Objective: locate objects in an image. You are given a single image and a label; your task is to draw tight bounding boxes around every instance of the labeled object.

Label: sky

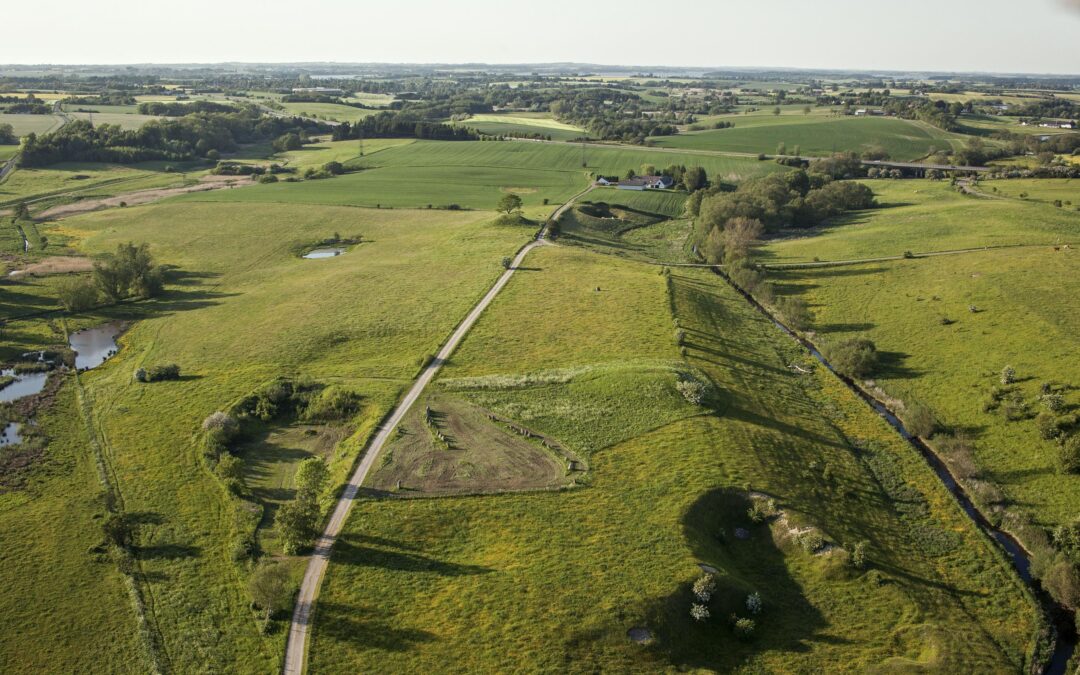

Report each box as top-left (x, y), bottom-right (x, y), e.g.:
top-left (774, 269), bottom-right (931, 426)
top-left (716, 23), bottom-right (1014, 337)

top-left (3, 0), bottom-right (1080, 75)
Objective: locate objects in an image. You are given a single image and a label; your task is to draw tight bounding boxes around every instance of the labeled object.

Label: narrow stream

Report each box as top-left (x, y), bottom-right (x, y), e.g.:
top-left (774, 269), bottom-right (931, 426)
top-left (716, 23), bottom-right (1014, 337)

top-left (715, 268), bottom-right (1075, 674)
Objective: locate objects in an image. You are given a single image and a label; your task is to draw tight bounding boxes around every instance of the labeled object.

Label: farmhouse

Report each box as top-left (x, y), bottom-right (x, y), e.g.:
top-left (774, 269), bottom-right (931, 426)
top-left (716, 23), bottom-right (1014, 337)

top-left (617, 175), bottom-right (675, 190)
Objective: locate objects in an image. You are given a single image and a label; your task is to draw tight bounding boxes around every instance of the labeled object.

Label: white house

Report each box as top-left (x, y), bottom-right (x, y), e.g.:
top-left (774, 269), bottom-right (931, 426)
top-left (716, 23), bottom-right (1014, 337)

top-left (617, 175), bottom-right (675, 191)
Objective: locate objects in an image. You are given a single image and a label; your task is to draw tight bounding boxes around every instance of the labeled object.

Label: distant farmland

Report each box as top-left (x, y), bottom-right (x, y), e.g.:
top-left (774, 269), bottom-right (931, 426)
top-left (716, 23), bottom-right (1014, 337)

top-left (652, 114), bottom-right (967, 161)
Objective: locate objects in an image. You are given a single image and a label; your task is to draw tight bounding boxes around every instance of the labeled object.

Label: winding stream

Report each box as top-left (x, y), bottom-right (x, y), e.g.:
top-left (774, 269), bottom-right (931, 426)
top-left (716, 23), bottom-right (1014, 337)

top-left (715, 268), bottom-right (1075, 674)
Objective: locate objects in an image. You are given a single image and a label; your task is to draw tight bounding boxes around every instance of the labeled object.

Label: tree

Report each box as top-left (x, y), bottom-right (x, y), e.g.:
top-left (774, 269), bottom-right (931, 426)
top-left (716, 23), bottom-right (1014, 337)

top-left (722, 217), bottom-right (765, 262)
top-left (248, 562), bottom-right (292, 622)
top-left (745, 592), bottom-right (762, 615)
top-left (802, 106), bottom-right (812, 115)
top-left (683, 166), bottom-right (707, 192)
top-left (773, 106), bottom-right (781, 116)
top-left (276, 498), bottom-right (319, 554)
top-left (216, 453), bottom-right (245, 482)
top-left (92, 242), bottom-right (163, 302)
top-left (1058, 435), bottom-right (1080, 474)
top-left (294, 457), bottom-right (328, 502)
top-left (640, 163), bottom-right (657, 176)
top-left (824, 337), bottom-right (879, 378)
top-left (775, 295), bottom-right (812, 331)
top-left (690, 604), bottom-right (710, 622)
top-left (776, 141), bottom-right (787, 156)
top-left (496, 193), bottom-right (523, 214)
top-left (55, 277), bottom-right (99, 312)
top-left (0, 122), bottom-right (16, 144)
top-left (102, 512), bottom-right (136, 548)
top-left (273, 132), bottom-right (303, 152)
top-left (501, 256), bottom-right (513, 269)
top-left (702, 225), bottom-right (725, 265)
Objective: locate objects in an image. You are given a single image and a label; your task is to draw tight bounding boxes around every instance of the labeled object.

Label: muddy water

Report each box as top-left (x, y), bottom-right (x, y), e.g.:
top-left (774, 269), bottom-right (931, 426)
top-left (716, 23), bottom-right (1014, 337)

top-left (69, 322), bottom-right (122, 370)
top-left (303, 247), bottom-right (346, 259)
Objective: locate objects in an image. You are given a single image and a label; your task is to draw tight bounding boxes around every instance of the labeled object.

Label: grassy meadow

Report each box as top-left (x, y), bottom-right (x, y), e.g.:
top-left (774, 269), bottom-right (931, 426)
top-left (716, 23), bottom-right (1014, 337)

top-left (0, 162), bottom-right (195, 210)
top-left (186, 140), bottom-right (781, 213)
top-left (653, 113), bottom-right (966, 160)
top-left (308, 242), bottom-right (1039, 673)
top-left (279, 102), bottom-right (380, 123)
top-left (0, 197), bottom-right (533, 672)
top-left (0, 112), bottom-right (64, 137)
top-left (762, 179), bottom-right (1080, 264)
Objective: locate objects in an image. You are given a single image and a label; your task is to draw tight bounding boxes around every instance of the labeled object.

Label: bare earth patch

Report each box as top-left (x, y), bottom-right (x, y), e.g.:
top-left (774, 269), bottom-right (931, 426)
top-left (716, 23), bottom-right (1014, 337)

top-left (7, 256), bottom-right (93, 277)
top-left (35, 174), bottom-right (253, 220)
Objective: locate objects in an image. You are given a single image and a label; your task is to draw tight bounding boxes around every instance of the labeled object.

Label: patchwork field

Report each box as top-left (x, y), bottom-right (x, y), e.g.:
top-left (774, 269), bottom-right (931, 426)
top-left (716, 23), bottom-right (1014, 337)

top-left (279, 102), bottom-right (380, 123)
top-left (186, 140), bottom-right (781, 212)
top-left (653, 114), bottom-right (966, 161)
top-left (308, 242), bottom-right (1039, 673)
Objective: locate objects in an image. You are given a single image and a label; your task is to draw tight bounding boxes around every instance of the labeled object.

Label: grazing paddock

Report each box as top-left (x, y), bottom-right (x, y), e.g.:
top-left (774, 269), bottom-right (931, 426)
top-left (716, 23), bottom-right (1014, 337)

top-left (652, 115), bottom-right (967, 161)
top-left (0, 112), bottom-right (64, 137)
top-left (309, 244), bottom-right (1037, 673)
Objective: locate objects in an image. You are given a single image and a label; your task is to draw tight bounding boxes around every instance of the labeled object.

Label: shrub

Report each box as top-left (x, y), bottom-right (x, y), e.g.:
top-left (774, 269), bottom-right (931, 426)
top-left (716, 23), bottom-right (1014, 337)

top-left (134, 368), bottom-right (148, 383)
top-left (1000, 365), bottom-right (1016, 385)
top-left (55, 277), bottom-right (100, 312)
top-left (258, 174), bottom-right (279, 184)
top-left (903, 402), bottom-right (938, 438)
top-left (823, 338), bottom-right (879, 379)
top-left (746, 592), bottom-right (762, 615)
top-left (733, 617), bottom-right (755, 639)
top-left (747, 498), bottom-right (778, 523)
top-left (1043, 560), bottom-right (1080, 609)
top-left (202, 411), bottom-right (239, 443)
top-left (852, 540), bottom-right (869, 569)
top-left (248, 562), bottom-right (292, 621)
top-left (690, 603), bottom-right (711, 622)
top-left (501, 256), bottom-right (513, 269)
top-left (276, 498), bottom-right (319, 554)
top-left (692, 574), bottom-right (716, 602)
top-left (301, 385), bottom-right (360, 422)
top-left (1037, 412), bottom-right (1063, 440)
top-left (797, 529), bottom-right (826, 553)
top-left (775, 295), bottom-right (812, 331)
top-left (1059, 435), bottom-right (1080, 474)
top-left (676, 378), bottom-right (708, 405)
top-left (216, 453), bottom-right (245, 484)
top-left (1042, 392), bottom-right (1065, 412)
top-left (145, 363), bottom-right (181, 382)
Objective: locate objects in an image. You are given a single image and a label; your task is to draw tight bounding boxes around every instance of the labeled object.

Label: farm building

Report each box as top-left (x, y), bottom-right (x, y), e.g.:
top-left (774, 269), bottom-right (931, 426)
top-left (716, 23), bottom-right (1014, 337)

top-left (617, 175), bottom-right (675, 190)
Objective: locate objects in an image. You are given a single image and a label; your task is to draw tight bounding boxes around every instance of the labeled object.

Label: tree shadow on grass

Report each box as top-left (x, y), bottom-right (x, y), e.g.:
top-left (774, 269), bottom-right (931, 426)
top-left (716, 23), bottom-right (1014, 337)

top-left (334, 533), bottom-right (492, 577)
top-left (136, 543), bottom-right (202, 560)
top-left (876, 350), bottom-right (921, 379)
top-left (315, 602), bottom-right (437, 653)
top-left (637, 489), bottom-right (840, 670)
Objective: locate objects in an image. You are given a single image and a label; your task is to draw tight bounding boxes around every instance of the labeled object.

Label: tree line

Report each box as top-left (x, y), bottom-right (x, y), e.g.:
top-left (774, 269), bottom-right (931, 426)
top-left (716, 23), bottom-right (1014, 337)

top-left (18, 106), bottom-right (327, 166)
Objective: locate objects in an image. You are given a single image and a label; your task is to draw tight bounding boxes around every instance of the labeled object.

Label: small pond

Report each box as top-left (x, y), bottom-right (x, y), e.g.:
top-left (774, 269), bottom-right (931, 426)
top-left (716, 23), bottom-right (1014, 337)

top-left (303, 247), bottom-right (346, 259)
top-left (0, 369), bottom-right (48, 403)
top-left (70, 322), bottom-right (123, 371)
top-left (0, 422), bottom-right (22, 447)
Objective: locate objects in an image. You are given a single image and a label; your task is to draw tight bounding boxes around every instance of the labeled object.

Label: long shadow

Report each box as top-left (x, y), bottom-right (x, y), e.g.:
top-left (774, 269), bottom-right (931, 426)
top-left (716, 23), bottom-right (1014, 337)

top-left (876, 350), bottom-right (920, 380)
top-left (637, 489), bottom-right (839, 670)
top-left (314, 602), bottom-right (437, 652)
top-left (334, 534), bottom-right (492, 577)
top-left (136, 543), bottom-right (201, 560)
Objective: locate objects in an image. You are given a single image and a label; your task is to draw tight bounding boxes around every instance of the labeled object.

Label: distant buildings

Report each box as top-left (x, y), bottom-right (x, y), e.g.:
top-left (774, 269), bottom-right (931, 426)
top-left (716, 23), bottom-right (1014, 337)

top-left (291, 87), bottom-right (344, 96)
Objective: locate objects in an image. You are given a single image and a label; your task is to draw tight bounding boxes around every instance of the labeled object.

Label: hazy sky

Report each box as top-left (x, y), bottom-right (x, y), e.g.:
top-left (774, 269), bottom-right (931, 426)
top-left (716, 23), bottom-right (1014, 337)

top-left (4, 0), bottom-right (1080, 74)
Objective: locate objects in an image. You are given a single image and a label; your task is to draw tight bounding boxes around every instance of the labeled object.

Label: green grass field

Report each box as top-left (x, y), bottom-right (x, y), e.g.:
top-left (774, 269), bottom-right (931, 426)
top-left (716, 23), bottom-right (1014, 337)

top-left (0, 145), bottom-right (18, 161)
top-left (0, 199), bottom-right (533, 672)
top-left (761, 180), bottom-right (1080, 264)
top-left (653, 114), bottom-right (967, 161)
top-left (584, 187), bottom-right (688, 218)
top-left (756, 178), bottom-right (1080, 551)
top-left (0, 162), bottom-right (192, 210)
top-left (0, 112), bottom-right (64, 137)
top-left (309, 243), bottom-right (1039, 673)
top-left (185, 140), bottom-right (780, 212)
top-left (279, 102), bottom-right (380, 123)
top-left (67, 112), bottom-right (161, 130)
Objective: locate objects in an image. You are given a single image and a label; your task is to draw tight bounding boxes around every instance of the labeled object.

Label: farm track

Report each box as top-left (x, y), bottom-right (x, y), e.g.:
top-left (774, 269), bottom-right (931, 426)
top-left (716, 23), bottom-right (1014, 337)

top-left (282, 186), bottom-right (590, 675)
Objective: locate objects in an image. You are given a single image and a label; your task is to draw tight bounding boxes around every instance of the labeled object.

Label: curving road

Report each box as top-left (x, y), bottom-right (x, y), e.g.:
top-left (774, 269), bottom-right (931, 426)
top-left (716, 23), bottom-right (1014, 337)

top-left (282, 190), bottom-right (589, 675)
